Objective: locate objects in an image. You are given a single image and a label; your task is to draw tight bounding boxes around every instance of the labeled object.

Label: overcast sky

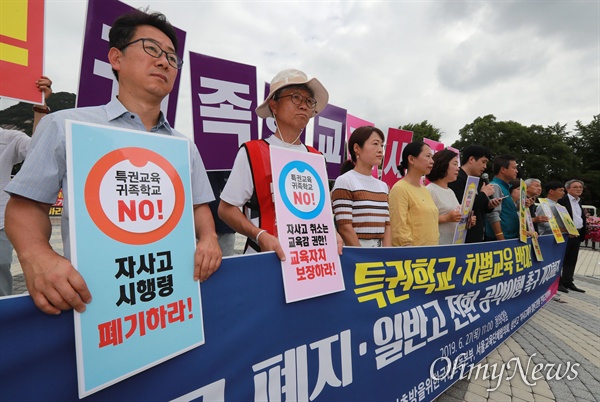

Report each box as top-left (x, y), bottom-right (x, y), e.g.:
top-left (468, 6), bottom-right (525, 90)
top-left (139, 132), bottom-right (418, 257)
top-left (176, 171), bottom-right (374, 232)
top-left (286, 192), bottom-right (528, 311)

top-left (3, 0), bottom-right (598, 145)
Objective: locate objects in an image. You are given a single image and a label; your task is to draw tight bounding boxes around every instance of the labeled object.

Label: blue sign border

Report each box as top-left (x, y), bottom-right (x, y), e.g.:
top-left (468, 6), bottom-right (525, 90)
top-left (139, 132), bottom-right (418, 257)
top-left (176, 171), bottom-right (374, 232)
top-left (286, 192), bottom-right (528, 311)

top-left (278, 160), bottom-right (326, 220)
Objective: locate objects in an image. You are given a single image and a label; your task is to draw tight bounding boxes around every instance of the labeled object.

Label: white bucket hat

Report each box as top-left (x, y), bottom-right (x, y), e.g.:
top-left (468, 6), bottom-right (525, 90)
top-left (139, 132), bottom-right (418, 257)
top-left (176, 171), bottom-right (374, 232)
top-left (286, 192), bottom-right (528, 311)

top-left (256, 68), bottom-right (329, 119)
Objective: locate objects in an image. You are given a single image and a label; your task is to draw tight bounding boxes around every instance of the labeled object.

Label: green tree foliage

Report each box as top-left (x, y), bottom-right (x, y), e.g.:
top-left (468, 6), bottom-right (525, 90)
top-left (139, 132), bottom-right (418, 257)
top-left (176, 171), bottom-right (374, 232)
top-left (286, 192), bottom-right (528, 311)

top-left (0, 92), bottom-right (75, 135)
top-left (451, 114), bottom-right (598, 207)
top-left (572, 115), bottom-right (600, 171)
top-left (1, 92), bottom-right (76, 174)
top-left (399, 120), bottom-right (442, 142)
top-left (571, 116), bottom-right (600, 208)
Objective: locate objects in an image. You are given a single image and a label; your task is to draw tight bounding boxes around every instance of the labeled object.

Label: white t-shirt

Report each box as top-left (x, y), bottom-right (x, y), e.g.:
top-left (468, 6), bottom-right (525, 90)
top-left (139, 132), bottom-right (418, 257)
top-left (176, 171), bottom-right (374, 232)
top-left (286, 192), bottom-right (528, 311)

top-left (331, 169), bottom-right (389, 240)
top-left (426, 182), bottom-right (460, 245)
top-left (220, 135), bottom-right (308, 228)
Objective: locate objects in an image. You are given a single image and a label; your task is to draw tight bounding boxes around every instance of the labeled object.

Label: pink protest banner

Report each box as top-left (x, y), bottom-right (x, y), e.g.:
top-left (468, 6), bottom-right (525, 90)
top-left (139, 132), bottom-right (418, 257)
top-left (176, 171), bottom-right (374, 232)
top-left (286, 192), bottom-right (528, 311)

top-left (346, 114), bottom-right (374, 154)
top-left (0, 0), bottom-right (44, 104)
top-left (346, 114), bottom-right (377, 178)
top-left (422, 138), bottom-right (445, 185)
top-left (381, 128), bottom-right (413, 188)
top-left (423, 138), bottom-right (444, 153)
top-left (270, 146), bottom-right (344, 303)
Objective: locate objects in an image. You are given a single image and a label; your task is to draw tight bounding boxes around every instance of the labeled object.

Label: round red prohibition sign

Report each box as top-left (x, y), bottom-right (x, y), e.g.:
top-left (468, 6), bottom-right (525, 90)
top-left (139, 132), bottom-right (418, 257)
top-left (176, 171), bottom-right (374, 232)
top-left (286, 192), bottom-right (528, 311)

top-left (84, 147), bottom-right (185, 245)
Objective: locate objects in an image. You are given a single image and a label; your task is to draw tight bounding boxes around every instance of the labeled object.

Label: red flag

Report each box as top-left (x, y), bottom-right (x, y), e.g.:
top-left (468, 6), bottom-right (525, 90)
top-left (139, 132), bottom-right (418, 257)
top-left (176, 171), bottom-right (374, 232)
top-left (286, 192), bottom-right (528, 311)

top-left (0, 0), bottom-right (45, 103)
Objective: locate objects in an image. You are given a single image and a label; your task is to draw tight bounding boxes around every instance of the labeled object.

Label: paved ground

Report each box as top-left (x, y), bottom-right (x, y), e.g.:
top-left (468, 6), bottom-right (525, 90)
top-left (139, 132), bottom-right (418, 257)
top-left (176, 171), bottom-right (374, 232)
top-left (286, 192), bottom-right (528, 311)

top-left (8, 220), bottom-right (600, 401)
top-left (438, 246), bottom-right (600, 402)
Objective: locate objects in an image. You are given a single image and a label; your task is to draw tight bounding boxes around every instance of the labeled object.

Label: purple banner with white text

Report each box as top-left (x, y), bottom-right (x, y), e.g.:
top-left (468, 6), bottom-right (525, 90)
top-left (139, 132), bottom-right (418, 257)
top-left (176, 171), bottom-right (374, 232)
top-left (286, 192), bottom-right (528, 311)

top-left (313, 104), bottom-right (347, 180)
top-left (0, 236), bottom-right (565, 401)
top-left (77, 0), bottom-right (186, 125)
top-left (190, 52), bottom-right (258, 170)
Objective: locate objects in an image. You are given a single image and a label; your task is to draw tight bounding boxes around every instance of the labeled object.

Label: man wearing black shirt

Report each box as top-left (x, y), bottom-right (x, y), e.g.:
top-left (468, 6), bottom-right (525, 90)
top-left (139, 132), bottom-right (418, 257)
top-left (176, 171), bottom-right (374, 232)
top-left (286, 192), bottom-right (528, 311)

top-left (449, 145), bottom-right (500, 243)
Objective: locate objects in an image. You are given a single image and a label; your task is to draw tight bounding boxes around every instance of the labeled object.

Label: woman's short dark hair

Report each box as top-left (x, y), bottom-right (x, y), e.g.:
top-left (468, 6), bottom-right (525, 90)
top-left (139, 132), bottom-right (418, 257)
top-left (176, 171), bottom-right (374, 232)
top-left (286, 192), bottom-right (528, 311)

top-left (109, 9), bottom-right (178, 80)
top-left (397, 141), bottom-right (427, 177)
top-left (509, 181), bottom-right (521, 195)
top-left (340, 126), bottom-right (385, 174)
top-left (426, 149), bottom-right (458, 182)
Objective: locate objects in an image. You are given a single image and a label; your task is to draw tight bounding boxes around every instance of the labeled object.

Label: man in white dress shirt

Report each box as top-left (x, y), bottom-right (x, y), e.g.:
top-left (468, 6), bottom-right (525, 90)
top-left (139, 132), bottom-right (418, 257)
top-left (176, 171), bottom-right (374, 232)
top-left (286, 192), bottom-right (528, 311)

top-left (557, 179), bottom-right (587, 293)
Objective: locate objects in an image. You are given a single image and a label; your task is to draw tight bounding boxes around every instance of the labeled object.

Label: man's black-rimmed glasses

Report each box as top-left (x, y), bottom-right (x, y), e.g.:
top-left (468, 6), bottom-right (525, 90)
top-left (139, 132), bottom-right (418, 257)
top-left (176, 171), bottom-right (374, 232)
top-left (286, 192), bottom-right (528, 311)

top-left (119, 38), bottom-right (183, 70)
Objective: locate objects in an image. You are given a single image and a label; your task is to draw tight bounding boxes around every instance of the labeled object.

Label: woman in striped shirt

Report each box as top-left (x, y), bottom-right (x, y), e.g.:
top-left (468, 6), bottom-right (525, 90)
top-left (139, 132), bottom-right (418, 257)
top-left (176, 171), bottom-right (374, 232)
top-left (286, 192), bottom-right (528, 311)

top-left (331, 126), bottom-right (391, 247)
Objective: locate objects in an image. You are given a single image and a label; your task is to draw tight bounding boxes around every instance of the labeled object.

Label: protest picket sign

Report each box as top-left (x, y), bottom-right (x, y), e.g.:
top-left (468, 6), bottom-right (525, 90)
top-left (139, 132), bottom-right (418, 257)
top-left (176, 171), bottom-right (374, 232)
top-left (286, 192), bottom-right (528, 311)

top-left (519, 180), bottom-right (528, 243)
top-left (49, 189), bottom-right (64, 216)
top-left (0, 235), bottom-right (565, 401)
top-left (554, 204), bottom-right (580, 237)
top-left (453, 175), bottom-right (479, 244)
top-left (538, 198), bottom-right (566, 243)
top-left (65, 121), bottom-right (203, 397)
top-left (270, 146), bottom-right (345, 302)
top-left (526, 210), bottom-right (543, 261)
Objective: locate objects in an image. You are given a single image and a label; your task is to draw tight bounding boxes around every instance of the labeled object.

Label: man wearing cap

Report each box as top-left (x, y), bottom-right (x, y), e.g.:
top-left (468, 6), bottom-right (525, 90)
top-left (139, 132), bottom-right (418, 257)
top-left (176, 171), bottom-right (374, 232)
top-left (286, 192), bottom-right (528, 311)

top-left (219, 69), bottom-right (338, 260)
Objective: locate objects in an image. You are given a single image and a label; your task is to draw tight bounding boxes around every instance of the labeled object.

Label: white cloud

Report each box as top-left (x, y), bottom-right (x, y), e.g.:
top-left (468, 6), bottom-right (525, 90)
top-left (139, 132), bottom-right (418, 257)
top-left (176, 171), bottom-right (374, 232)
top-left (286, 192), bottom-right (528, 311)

top-left (3, 0), bottom-right (597, 148)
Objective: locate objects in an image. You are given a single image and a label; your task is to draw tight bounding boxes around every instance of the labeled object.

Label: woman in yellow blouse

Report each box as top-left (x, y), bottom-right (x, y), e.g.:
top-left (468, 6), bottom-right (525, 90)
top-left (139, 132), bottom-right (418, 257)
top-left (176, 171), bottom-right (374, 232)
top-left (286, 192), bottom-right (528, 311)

top-left (389, 141), bottom-right (439, 246)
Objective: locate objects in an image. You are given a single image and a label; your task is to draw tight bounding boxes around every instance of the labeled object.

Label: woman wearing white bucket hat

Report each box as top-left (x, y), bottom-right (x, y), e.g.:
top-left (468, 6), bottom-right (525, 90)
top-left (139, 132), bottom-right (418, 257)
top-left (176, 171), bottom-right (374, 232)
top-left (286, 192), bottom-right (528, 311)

top-left (219, 68), bottom-right (339, 260)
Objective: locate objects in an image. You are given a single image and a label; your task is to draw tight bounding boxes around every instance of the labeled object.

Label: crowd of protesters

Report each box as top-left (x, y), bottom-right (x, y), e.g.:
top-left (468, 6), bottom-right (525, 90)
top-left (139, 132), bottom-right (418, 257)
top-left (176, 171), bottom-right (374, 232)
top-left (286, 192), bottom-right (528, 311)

top-left (0, 8), bottom-right (591, 315)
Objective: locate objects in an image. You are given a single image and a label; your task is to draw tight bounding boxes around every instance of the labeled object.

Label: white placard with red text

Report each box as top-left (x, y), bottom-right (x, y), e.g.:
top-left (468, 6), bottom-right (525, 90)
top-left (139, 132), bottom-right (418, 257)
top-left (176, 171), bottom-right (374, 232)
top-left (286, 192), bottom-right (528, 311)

top-left (270, 146), bottom-right (345, 303)
top-left (66, 121), bottom-right (203, 397)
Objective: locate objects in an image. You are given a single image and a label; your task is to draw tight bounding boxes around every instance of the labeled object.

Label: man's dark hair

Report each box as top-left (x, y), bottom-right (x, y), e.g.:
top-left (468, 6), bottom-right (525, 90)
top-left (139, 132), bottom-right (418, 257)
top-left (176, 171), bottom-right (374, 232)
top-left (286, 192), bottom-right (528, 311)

top-left (460, 144), bottom-right (492, 165)
top-left (545, 181), bottom-right (564, 193)
top-left (109, 9), bottom-right (178, 80)
top-left (426, 149), bottom-right (458, 182)
top-left (492, 154), bottom-right (517, 175)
